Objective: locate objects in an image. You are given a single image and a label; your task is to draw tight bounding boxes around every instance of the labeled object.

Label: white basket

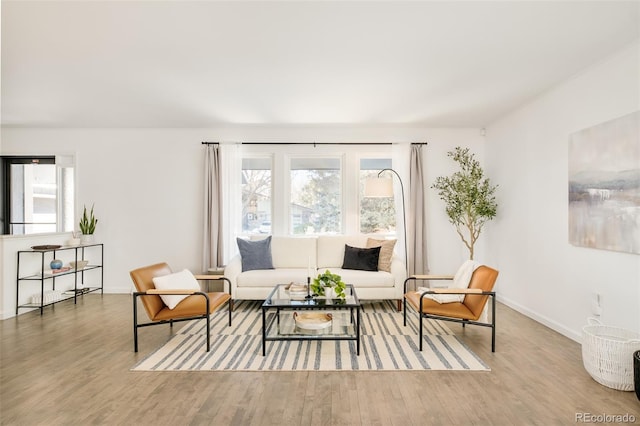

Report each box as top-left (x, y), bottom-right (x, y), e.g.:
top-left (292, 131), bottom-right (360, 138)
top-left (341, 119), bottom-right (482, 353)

top-left (582, 317), bottom-right (640, 391)
top-left (31, 290), bottom-right (63, 305)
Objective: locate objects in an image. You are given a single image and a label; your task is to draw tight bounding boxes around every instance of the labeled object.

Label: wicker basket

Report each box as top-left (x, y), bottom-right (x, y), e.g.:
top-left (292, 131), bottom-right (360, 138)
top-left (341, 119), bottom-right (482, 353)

top-left (582, 318), bottom-right (640, 391)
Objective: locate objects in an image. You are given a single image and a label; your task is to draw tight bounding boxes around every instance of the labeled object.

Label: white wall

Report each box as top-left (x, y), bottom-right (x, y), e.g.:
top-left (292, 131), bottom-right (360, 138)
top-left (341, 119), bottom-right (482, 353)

top-left (0, 126), bottom-right (484, 318)
top-left (486, 41), bottom-right (640, 340)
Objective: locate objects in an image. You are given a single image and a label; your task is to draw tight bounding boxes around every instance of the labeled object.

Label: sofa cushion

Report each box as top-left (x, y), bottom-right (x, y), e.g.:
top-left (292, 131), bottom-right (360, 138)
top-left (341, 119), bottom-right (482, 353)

top-left (317, 235), bottom-right (368, 268)
top-left (237, 236), bottom-right (275, 272)
top-left (342, 244), bottom-right (381, 271)
top-left (366, 238), bottom-right (396, 273)
top-left (236, 268), bottom-right (309, 287)
top-left (323, 268), bottom-right (396, 288)
top-left (272, 236), bottom-right (317, 269)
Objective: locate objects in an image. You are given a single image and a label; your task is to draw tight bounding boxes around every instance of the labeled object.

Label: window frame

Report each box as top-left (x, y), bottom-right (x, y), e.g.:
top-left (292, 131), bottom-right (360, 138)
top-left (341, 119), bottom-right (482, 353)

top-left (1, 155), bottom-right (75, 235)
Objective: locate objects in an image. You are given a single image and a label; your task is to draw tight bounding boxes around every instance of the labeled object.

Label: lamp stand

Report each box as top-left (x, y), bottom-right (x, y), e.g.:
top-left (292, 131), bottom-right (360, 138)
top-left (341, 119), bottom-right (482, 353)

top-left (378, 168), bottom-right (408, 276)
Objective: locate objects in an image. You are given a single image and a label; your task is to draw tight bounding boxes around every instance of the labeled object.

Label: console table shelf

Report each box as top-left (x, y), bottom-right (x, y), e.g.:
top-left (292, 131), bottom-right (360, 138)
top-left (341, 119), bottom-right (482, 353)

top-left (16, 243), bottom-right (104, 315)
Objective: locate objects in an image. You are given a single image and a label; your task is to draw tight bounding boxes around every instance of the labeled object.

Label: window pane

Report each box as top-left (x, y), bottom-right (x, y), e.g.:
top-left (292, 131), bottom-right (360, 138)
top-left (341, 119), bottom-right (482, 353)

top-left (290, 157), bottom-right (341, 235)
top-left (360, 158), bottom-right (396, 234)
top-left (242, 158), bottom-right (272, 234)
top-left (60, 165), bottom-right (75, 232)
top-left (10, 163), bottom-right (57, 234)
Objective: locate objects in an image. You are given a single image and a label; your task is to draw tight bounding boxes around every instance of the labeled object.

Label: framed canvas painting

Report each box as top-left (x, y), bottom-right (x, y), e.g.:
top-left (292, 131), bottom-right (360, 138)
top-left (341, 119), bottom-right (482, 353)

top-left (568, 111), bottom-right (639, 255)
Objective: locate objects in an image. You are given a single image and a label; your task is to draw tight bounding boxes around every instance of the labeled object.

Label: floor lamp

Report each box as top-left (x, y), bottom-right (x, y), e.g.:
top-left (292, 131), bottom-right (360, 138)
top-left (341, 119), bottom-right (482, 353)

top-left (364, 169), bottom-right (408, 275)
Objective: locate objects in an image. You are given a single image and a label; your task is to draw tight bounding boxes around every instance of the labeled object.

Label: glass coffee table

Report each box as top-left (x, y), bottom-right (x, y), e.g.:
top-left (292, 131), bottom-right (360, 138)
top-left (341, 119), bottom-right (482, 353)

top-left (261, 284), bottom-right (361, 356)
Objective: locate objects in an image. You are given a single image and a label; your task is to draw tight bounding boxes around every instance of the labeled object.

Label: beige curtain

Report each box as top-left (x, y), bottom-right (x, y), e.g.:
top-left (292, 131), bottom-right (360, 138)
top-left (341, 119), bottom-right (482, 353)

top-left (408, 144), bottom-right (428, 275)
top-left (202, 144), bottom-right (224, 272)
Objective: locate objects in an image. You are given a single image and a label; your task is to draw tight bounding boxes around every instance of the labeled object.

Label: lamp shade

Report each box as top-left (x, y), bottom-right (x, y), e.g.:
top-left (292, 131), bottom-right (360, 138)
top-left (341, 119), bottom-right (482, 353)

top-left (364, 177), bottom-right (394, 198)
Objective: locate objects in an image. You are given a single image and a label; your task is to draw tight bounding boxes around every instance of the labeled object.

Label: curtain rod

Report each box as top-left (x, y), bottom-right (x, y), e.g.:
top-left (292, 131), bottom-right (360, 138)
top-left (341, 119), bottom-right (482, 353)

top-left (201, 142), bottom-right (427, 146)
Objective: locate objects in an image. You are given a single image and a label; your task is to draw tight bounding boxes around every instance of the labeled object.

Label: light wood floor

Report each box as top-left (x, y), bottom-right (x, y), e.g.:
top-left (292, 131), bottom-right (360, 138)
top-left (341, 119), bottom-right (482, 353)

top-left (1, 295), bottom-right (638, 425)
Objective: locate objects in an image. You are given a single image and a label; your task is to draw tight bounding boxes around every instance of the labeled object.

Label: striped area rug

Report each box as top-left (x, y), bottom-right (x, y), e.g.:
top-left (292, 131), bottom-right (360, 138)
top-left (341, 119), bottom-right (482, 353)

top-left (132, 300), bottom-right (489, 372)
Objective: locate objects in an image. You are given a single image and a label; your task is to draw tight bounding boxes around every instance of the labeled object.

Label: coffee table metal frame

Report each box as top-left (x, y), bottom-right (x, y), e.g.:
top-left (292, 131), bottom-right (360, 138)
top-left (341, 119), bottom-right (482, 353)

top-left (261, 284), bottom-right (361, 356)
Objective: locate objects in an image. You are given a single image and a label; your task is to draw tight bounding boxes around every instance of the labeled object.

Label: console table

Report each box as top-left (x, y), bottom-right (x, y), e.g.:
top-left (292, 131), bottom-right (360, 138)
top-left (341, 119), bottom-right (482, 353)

top-left (16, 243), bottom-right (104, 315)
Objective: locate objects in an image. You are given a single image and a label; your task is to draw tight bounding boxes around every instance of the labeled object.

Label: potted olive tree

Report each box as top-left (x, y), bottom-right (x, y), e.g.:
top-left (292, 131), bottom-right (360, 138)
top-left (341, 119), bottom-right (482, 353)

top-left (432, 147), bottom-right (498, 260)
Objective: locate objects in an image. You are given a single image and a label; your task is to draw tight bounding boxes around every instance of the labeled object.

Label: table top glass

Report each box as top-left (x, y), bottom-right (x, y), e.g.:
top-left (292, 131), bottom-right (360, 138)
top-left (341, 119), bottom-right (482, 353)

top-left (262, 283), bottom-right (360, 309)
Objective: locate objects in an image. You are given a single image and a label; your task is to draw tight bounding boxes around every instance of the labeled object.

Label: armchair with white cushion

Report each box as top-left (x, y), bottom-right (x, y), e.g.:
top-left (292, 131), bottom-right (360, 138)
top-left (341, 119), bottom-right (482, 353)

top-left (403, 261), bottom-right (499, 352)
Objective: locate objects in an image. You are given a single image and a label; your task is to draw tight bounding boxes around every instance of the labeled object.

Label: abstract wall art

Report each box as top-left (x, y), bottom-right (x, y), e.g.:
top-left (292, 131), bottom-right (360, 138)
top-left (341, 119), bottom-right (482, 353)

top-left (568, 111), bottom-right (640, 255)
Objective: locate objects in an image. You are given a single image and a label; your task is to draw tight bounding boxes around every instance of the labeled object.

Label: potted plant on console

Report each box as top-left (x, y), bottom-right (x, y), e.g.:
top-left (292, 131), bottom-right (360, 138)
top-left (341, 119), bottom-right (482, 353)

top-left (311, 270), bottom-right (346, 299)
top-left (79, 204), bottom-right (98, 244)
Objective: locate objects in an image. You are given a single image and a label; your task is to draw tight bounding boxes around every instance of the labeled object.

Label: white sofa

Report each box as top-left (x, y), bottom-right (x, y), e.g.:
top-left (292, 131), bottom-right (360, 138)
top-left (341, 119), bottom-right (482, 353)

top-left (224, 235), bottom-right (406, 307)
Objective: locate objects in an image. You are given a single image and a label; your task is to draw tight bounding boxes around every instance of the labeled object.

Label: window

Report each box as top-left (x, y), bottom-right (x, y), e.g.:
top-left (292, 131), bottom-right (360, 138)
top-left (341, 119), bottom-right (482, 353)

top-left (360, 158), bottom-right (396, 235)
top-left (290, 157), bottom-right (342, 235)
top-left (1, 156), bottom-right (75, 235)
top-left (241, 157), bottom-right (272, 234)
top-left (236, 145), bottom-right (394, 237)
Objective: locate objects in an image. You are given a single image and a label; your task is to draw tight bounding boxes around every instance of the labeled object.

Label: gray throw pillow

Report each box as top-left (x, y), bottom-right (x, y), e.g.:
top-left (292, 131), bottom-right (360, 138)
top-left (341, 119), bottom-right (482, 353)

top-left (342, 244), bottom-right (381, 272)
top-left (237, 236), bottom-right (275, 272)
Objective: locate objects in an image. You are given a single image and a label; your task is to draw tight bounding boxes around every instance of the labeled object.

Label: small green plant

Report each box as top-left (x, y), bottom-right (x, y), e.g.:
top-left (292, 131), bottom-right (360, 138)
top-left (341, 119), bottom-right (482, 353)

top-left (79, 204), bottom-right (98, 235)
top-left (311, 270), bottom-right (346, 299)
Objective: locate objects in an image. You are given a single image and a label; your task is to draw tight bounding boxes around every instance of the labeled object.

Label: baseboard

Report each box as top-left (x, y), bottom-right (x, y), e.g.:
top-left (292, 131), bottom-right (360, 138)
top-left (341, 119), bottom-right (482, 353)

top-left (498, 295), bottom-right (582, 343)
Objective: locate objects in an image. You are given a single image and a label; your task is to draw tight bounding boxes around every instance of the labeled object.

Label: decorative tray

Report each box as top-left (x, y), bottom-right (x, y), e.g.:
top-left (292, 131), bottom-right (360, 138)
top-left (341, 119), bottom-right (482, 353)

top-left (31, 245), bottom-right (62, 250)
top-left (293, 312), bottom-right (332, 330)
top-left (285, 282), bottom-right (309, 299)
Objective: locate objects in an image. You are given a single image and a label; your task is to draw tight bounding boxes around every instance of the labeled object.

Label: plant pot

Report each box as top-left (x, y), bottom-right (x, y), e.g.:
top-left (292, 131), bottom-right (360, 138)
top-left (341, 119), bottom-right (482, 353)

top-left (81, 234), bottom-right (95, 244)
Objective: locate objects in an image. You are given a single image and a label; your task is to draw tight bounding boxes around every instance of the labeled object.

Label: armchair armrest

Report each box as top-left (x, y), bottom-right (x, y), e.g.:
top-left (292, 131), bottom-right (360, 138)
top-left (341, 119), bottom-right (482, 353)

top-left (146, 289), bottom-right (202, 295)
top-left (409, 275), bottom-right (454, 280)
top-left (417, 288), bottom-right (495, 299)
top-left (404, 274), bottom-right (454, 293)
top-left (194, 274), bottom-right (220, 280)
top-left (428, 288), bottom-right (483, 294)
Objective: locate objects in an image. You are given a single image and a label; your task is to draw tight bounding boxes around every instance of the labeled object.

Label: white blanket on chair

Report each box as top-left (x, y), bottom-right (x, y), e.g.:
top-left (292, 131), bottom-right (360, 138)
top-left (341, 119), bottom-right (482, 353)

top-left (417, 260), bottom-right (481, 304)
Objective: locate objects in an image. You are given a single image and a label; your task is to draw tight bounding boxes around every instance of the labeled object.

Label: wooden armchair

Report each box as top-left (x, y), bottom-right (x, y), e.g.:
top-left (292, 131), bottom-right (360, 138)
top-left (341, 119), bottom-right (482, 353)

top-left (130, 262), bottom-right (232, 352)
top-left (403, 265), bottom-right (499, 352)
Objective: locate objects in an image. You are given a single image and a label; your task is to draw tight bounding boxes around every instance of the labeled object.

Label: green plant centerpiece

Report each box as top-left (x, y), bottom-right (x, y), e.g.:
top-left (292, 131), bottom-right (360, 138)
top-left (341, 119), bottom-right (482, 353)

top-left (79, 204), bottom-right (98, 235)
top-left (311, 270), bottom-right (346, 299)
top-left (432, 147), bottom-right (498, 260)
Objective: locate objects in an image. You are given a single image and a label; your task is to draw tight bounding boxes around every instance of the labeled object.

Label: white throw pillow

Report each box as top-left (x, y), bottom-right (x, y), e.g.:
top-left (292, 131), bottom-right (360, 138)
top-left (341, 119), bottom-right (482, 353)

top-left (152, 269), bottom-right (200, 309)
top-left (419, 260), bottom-right (481, 304)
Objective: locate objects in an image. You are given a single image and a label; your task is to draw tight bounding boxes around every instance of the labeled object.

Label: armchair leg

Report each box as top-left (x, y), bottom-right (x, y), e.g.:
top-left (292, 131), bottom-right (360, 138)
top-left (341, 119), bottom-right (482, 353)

top-left (206, 298), bottom-right (211, 352)
top-left (403, 296), bottom-right (407, 326)
top-left (491, 295), bottom-right (496, 352)
top-left (206, 314), bottom-right (211, 352)
top-left (419, 313), bottom-right (424, 351)
top-left (491, 325), bottom-right (495, 352)
top-left (133, 295), bottom-right (139, 353)
top-left (396, 299), bottom-right (402, 311)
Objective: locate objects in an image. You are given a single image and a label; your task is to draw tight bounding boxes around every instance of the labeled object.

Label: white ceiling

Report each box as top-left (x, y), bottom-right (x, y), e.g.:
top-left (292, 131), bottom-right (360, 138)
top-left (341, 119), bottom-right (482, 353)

top-left (2, 1), bottom-right (638, 128)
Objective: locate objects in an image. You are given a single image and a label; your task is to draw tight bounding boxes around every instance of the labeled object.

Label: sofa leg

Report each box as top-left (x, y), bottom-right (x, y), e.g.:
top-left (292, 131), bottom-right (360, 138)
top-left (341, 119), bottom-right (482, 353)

top-left (397, 299), bottom-right (402, 312)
